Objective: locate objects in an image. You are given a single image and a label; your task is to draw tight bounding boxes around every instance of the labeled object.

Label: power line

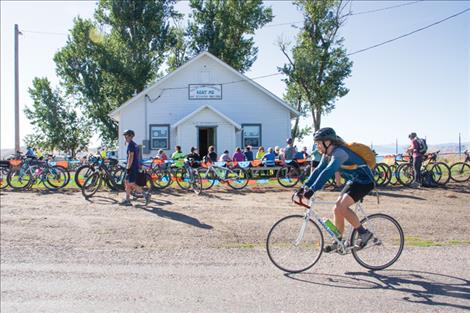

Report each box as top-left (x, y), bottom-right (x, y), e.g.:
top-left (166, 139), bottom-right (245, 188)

top-left (264, 1), bottom-right (423, 28)
top-left (347, 7), bottom-right (470, 56)
top-left (349, 0), bottom-right (423, 16)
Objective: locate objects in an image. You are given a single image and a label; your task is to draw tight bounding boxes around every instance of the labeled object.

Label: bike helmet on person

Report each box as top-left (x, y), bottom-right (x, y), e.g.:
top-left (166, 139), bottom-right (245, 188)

top-left (122, 129), bottom-right (135, 137)
top-left (286, 137), bottom-right (293, 145)
top-left (313, 127), bottom-right (337, 141)
top-left (408, 132), bottom-right (417, 139)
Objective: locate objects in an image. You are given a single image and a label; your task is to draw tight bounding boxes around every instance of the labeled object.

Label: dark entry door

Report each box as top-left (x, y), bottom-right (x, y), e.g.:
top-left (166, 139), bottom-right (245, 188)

top-left (198, 127), bottom-right (216, 157)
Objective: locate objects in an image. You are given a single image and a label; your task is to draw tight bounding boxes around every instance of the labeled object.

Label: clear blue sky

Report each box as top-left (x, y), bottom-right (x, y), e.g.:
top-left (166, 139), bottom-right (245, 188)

top-left (1, 1), bottom-right (469, 151)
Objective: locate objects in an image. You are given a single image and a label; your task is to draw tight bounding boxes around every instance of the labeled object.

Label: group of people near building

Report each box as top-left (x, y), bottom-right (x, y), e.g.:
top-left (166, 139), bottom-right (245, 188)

top-left (152, 139), bottom-right (320, 166)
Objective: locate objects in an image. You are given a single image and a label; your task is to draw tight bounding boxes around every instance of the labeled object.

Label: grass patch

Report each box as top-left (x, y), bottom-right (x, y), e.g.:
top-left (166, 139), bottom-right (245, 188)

top-left (223, 242), bottom-right (258, 249)
top-left (405, 236), bottom-right (470, 247)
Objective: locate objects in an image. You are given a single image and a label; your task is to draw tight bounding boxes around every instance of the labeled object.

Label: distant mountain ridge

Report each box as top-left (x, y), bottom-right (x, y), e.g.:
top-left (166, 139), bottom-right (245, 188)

top-left (372, 142), bottom-right (469, 156)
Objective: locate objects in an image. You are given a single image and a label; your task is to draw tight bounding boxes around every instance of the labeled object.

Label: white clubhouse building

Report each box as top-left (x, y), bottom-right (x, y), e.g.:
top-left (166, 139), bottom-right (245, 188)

top-left (109, 52), bottom-right (298, 159)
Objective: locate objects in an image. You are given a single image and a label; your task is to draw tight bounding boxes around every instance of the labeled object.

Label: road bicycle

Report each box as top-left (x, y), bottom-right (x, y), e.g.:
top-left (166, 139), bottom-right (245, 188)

top-left (196, 161), bottom-right (249, 190)
top-left (81, 158), bottom-right (127, 198)
top-left (449, 150), bottom-right (469, 182)
top-left (266, 190), bottom-right (404, 273)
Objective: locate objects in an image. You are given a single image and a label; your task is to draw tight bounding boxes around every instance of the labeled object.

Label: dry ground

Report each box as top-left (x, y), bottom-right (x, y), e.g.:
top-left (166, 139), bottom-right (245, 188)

top-left (1, 183), bottom-right (469, 312)
top-left (1, 183), bottom-right (469, 253)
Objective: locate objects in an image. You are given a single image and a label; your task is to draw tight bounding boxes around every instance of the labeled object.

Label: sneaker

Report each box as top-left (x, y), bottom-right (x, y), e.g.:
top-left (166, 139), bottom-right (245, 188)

top-left (356, 230), bottom-right (373, 249)
top-left (410, 182), bottom-right (421, 189)
top-left (323, 239), bottom-right (340, 253)
top-left (119, 199), bottom-right (132, 206)
top-left (144, 192), bottom-right (151, 205)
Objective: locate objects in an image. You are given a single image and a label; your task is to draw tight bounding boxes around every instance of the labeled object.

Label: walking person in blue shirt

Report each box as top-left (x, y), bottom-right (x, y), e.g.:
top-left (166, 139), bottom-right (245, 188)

top-left (120, 130), bottom-right (150, 206)
top-left (298, 128), bottom-right (375, 253)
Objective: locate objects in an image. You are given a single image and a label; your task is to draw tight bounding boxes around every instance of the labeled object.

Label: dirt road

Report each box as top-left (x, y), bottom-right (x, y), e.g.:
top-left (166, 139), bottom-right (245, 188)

top-left (1, 184), bottom-right (469, 312)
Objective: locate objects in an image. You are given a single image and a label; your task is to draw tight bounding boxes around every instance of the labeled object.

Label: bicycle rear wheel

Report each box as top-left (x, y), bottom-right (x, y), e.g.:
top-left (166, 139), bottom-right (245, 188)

top-left (373, 163), bottom-right (391, 187)
top-left (151, 168), bottom-right (172, 189)
top-left (266, 215), bottom-right (324, 273)
top-left (427, 162), bottom-right (450, 186)
top-left (7, 168), bottom-right (33, 191)
top-left (74, 165), bottom-right (95, 188)
top-left (44, 166), bottom-right (68, 190)
top-left (396, 163), bottom-right (414, 186)
top-left (175, 168), bottom-right (191, 190)
top-left (227, 167), bottom-right (249, 190)
top-left (277, 165), bottom-right (300, 188)
top-left (197, 168), bottom-right (216, 190)
top-left (0, 167), bottom-right (9, 189)
top-left (450, 162), bottom-right (470, 182)
top-left (351, 213), bottom-right (404, 270)
top-left (82, 172), bottom-right (101, 198)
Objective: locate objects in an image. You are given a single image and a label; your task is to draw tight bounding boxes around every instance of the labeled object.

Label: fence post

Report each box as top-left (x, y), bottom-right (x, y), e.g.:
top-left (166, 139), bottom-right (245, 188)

top-left (459, 132), bottom-right (462, 156)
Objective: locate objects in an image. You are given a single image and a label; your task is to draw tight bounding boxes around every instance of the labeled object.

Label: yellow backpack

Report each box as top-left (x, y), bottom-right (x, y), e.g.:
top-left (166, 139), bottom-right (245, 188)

top-left (341, 142), bottom-right (376, 170)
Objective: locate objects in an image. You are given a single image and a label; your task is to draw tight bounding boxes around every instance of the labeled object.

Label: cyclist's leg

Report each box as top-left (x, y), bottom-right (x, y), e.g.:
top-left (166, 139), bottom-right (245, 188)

top-left (333, 193), bottom-right (358, 234)
top-left (413, 155), bottom-right (423, 184)
top-left (333, 182), bottom-right (375, 233)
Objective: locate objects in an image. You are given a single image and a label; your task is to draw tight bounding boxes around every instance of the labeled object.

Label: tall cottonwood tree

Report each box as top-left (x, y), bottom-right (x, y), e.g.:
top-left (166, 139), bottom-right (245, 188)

top-left (25, 78), bottom-right (90, 157)
top-left (186, 0), bottom-right (273, 73)
top-left (54, 0), bottom-right (179, 144)
top-left (279, 0), bottom-right (352, 131)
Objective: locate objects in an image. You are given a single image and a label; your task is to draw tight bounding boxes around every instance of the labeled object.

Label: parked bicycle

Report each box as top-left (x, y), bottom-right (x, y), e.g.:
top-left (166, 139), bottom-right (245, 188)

top-left (276, 160), bottom-right (311, 188)
top-left (81, 158), bottom-right (127, 198)
top-left (197, 160), bottom-right (249, 190)
top-left (266, 191), bottom-right (404, 273)
top-left (173, 158), bottom-right (203, 194)
top-left (449, 150), bottom-right (469, 182)
top-left (75, 156), bottom-right (124, 190)
top-left (396, 150), bottom-right (450, 186)
top-left (7, 157), bottom-right (68, 191)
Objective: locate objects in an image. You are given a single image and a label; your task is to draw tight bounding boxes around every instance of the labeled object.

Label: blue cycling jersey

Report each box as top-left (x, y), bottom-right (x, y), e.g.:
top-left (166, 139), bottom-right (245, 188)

top-left (304, 145), bottom-right (374, 192)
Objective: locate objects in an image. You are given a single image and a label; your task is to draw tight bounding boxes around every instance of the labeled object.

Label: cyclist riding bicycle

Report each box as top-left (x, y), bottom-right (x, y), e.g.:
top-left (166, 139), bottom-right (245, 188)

top-left (297, 127), bottom-right (375, 253)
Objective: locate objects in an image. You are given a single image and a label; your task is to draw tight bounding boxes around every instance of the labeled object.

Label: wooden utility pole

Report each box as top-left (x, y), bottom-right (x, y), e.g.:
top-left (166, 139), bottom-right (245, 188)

top-left (14, 24), bottom-right (21, 152)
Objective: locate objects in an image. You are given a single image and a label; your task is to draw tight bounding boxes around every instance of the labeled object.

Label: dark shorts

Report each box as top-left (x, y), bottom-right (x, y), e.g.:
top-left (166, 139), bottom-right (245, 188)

top-left (126, 170), bottom-right (137, 183)
top-left (342, 182), bottom-right (374, 202)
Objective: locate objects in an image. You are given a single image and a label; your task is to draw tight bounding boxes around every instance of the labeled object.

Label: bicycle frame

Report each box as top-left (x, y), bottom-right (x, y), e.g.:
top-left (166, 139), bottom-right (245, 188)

top-left (200, 164), bottom-right (238, 182)
top-left (292, 195), bottom-right (375, 255)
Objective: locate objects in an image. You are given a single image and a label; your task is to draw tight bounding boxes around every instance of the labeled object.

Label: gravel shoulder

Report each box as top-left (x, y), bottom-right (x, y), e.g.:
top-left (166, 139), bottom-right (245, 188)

top-left (1, 184), bottom-right (469, 312)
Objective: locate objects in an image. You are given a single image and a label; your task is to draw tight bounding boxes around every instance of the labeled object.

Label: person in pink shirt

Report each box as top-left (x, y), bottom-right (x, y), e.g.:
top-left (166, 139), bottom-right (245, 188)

top-left (232, 147), bottom-right (246, 162)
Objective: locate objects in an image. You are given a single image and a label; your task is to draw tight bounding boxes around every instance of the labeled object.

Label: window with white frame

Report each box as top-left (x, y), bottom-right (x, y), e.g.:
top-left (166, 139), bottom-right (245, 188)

top-left (242, 124), bottom-right (261, 148)
top-left (150, 125), bottom-right (169, 149)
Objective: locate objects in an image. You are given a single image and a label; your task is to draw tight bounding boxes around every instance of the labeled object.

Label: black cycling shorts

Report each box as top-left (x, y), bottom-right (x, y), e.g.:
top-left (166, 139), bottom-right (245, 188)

top-left (342, 182), bottom-right (374, 203)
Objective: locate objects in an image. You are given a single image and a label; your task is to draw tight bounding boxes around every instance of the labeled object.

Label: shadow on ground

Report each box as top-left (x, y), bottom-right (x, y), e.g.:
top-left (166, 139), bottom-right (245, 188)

top-left (285, 269), bottom-right (470, 311)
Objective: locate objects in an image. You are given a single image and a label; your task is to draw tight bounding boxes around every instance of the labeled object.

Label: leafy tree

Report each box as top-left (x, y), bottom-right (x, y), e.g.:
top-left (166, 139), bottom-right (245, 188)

top-left (24, 78), bottom-right (91, 157)
top-left (187, 0), bottom-right (273, 73)
top-left (279, 0), bottom-right (352, 131)
top-left (54, 0), bottom-right (179, 144)
top-left (167, 25), bottom-right (190, 72)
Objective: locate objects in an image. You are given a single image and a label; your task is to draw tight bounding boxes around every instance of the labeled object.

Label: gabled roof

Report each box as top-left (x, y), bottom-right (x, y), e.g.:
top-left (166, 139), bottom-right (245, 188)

top-left (172, 105), bottom-right (242, 130)
top-left (108, 51), bottom-right (299, 120)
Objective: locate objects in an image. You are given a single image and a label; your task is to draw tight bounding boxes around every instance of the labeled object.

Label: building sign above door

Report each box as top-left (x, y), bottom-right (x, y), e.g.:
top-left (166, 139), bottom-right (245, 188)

top-left (189, 84), bottom-right (222, 100)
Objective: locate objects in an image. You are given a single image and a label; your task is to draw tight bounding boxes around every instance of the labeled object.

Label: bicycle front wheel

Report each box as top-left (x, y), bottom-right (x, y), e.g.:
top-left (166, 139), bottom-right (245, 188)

top-left (82, 172), bottom-right (101, 198)
top-left (450, 162), bottom-right (470, 182)
top-left (351, 213), bottom-right (404, 270)
top-left (266, 215), bottom-right (324, 273)
top-left (277, 165), bottom-right (300, 188)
